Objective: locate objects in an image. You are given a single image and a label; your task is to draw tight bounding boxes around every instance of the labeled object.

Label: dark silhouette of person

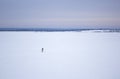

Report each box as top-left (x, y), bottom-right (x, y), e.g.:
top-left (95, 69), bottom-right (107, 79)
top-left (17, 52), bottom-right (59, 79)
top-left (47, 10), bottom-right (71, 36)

top-left (42, 48), bottom-right (44, 53)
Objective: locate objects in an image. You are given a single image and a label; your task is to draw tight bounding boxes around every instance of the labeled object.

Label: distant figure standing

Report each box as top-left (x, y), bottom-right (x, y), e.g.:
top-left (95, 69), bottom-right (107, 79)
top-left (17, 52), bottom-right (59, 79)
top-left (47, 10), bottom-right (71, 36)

top-left (41, 48), bottom-right (44, 53)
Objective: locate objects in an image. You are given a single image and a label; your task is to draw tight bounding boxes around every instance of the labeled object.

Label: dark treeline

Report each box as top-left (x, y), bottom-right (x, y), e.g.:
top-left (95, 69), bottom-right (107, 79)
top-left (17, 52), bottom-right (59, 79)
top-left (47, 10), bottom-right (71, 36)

top-left (0, 28), bottom-right (120, 32)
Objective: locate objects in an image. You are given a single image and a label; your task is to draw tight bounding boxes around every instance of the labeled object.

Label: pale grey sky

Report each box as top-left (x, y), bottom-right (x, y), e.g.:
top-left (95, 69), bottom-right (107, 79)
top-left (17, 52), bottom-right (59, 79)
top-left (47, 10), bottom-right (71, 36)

top-left (0, 0), bottom-right (120, 28)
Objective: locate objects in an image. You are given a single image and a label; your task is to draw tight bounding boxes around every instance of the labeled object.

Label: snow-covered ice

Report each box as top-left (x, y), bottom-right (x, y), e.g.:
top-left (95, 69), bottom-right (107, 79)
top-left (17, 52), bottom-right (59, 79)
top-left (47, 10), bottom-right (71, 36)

top-left (0, 32), bottom-right (120, 79)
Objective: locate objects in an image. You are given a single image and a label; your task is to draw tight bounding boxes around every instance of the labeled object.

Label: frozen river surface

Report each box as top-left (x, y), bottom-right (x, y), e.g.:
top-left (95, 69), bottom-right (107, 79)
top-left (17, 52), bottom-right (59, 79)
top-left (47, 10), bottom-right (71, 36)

top-left (0, 32), bottom-right (120, 79)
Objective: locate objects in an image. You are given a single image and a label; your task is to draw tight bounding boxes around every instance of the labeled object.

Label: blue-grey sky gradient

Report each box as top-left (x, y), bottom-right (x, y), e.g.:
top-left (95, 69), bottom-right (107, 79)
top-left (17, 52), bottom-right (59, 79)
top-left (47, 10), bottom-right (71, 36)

top-left (0, 0), bottom-right (120, 28)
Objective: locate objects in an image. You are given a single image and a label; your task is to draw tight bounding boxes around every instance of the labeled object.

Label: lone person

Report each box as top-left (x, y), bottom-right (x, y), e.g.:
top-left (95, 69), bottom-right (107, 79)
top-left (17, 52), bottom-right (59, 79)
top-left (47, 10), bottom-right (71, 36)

top-left (41, 48), bottom-right (44, 53)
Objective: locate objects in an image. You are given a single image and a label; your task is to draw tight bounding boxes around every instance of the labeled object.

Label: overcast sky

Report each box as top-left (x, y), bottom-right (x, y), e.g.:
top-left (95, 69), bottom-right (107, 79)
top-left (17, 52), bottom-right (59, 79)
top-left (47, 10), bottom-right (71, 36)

top-left (0, 0), bottom-right (120, 28)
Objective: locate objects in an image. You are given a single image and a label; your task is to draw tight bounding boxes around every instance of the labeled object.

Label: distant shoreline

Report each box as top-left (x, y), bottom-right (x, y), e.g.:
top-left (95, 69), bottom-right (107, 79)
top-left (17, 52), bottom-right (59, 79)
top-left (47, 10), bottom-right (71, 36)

top-left (0, 28), bottom-right (120, 32)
